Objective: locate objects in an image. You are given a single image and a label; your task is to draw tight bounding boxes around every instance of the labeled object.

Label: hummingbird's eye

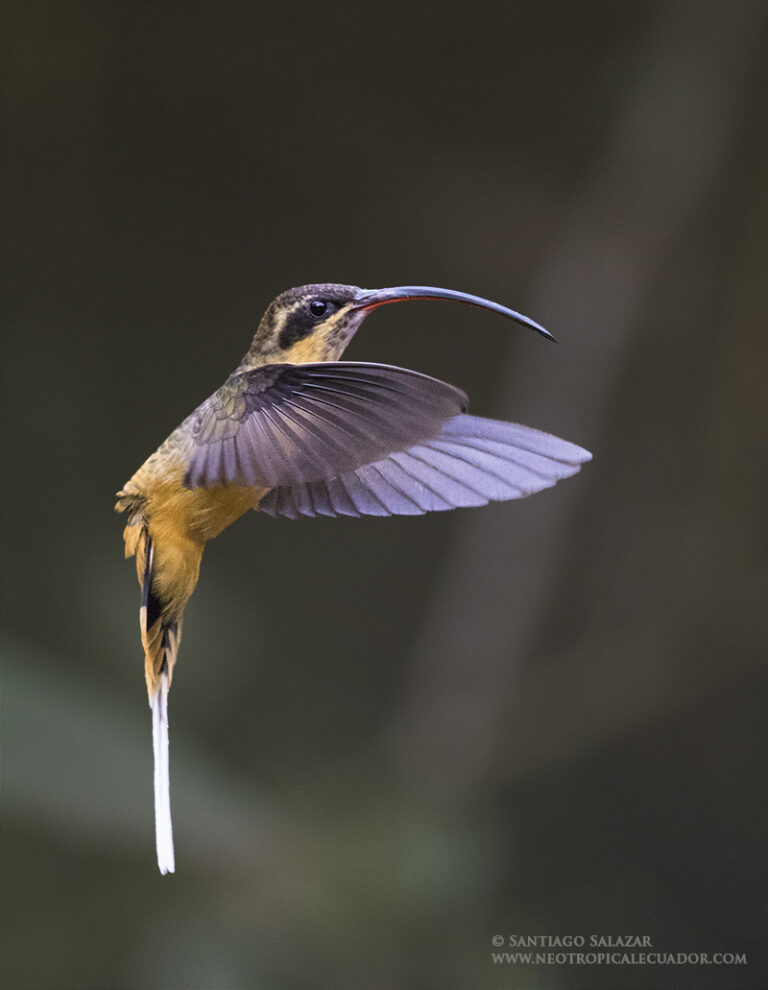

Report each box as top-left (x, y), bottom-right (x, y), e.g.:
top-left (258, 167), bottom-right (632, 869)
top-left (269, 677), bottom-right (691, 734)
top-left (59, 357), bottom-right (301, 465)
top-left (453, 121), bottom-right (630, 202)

top-left (309, 299), bottom-right (328, 318)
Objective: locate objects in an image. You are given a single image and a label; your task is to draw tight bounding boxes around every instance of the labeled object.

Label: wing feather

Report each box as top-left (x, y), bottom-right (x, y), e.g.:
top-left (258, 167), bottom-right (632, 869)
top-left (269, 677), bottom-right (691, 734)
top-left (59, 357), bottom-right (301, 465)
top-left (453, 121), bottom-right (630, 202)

top-left (259, 414), bottom-right (591, 518)
top-left (183, 362), bottom-right (467, 489)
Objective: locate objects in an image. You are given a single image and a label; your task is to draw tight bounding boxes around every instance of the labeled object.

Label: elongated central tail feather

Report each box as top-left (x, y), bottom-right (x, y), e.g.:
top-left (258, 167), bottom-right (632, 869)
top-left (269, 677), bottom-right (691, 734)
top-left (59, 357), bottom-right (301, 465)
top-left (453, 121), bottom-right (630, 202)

top-left (116, 488), bottom-right (205, 875)
top-left (151, 669), bottom-right (175, 875)
top-left (140, 531), bottom-right (180, 874)
top-left (131, 521), bottom-right (199, 874)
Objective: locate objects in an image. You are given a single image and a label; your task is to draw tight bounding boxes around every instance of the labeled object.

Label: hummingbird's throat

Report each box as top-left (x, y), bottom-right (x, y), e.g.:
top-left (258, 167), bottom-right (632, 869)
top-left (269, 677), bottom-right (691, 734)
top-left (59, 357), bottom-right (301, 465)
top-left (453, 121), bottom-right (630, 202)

top-left (279, 308), bottom-right (366, 364)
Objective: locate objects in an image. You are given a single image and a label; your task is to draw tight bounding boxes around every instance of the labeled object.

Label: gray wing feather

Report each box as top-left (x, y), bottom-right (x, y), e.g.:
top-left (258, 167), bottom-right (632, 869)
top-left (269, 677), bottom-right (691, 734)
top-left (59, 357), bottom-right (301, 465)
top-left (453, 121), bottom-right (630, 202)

top-left (183, 362), bottom-right (467, 489)
top-left (259, 414), bottom-right (591, 518)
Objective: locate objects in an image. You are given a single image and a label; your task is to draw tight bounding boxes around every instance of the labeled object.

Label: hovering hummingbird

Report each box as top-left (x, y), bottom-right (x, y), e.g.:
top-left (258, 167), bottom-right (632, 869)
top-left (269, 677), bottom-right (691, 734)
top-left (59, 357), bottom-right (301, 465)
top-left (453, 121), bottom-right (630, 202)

top-left (116, 283), bottom-right (591, 874)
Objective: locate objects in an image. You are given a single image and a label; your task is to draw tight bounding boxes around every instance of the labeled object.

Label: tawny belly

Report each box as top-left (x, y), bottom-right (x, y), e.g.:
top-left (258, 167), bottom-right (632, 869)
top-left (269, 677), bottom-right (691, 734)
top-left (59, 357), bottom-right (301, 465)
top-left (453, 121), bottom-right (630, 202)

top-left (152, 479), bottom-right (265, 543)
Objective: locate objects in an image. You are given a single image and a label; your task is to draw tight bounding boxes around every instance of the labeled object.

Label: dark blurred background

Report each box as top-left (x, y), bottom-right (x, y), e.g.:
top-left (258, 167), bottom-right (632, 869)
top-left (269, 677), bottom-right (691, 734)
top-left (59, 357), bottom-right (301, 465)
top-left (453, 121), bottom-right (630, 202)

top-left (2, 2), bottom-right (766, 988)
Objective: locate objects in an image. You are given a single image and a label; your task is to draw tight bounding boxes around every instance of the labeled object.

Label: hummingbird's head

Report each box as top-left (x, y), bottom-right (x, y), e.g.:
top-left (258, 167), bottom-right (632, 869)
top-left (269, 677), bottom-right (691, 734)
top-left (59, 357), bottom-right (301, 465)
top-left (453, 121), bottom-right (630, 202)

top-left (245, 283), bottom-right (366, 366)
top-left (241, 283), bottom-right (554, 368)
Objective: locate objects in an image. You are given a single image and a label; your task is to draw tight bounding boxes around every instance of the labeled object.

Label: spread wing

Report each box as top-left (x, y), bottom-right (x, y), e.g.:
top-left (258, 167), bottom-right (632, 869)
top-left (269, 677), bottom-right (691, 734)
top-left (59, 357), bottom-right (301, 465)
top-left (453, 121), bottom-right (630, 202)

top-left (183, 362), bottom-right (468, 489)
top-left (258, 415), bottom-right (592, 518)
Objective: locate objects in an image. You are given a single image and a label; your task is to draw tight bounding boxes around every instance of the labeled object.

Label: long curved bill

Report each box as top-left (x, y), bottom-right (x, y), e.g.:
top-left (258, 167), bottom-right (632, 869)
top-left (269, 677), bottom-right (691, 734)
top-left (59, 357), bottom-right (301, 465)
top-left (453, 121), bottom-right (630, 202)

top-left (351, 285), bottom-right (555, 341)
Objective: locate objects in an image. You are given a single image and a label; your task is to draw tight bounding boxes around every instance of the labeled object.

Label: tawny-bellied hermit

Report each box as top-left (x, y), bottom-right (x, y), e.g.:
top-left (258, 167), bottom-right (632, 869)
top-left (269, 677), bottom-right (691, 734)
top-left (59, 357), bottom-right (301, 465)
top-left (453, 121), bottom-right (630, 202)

top-left (116, 283), bottom-right (592, 874)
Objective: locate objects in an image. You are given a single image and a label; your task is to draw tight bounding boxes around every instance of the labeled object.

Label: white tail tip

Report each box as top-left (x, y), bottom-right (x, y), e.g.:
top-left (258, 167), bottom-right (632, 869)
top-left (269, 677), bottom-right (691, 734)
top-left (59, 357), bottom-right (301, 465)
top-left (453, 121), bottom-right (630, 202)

top-left (151, 671), bottom-right (175, 875)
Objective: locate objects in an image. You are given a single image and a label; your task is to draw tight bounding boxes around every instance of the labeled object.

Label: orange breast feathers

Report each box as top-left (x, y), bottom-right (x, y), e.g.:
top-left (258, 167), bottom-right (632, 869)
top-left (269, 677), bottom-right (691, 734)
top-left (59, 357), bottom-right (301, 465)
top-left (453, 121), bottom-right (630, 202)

top-left (122, 469), bottom-right (261, 577)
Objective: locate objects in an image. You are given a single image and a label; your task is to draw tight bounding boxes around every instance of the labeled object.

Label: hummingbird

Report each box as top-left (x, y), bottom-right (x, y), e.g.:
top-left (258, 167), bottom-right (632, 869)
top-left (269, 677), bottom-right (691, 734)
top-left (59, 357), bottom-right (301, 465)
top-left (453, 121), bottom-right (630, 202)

top-left (116, 283), bottom-right (591, 874)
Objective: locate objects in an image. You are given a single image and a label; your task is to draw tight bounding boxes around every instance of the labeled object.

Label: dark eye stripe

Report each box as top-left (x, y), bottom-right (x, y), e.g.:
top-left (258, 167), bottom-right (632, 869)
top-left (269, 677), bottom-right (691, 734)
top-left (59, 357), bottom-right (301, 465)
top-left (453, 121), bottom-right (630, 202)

top-left (279, 308), bottom-right (319, 349)
top-left (278, 298), bottom-right (339, 350)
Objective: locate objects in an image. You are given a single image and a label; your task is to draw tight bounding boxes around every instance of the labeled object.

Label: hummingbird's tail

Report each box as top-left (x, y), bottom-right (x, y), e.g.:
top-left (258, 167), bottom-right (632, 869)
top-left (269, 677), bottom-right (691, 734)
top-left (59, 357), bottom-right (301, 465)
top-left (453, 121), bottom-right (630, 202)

top-left (138, 526), bottom-right (182, 875)
top-left (150, 666), bottom-right (175, 874)
top-left (137, 528), bottom-right (184, 699)
top-left (116, 490), bottom-right (204, 874)
top-left (139, 528), bottom-right (179, 874)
